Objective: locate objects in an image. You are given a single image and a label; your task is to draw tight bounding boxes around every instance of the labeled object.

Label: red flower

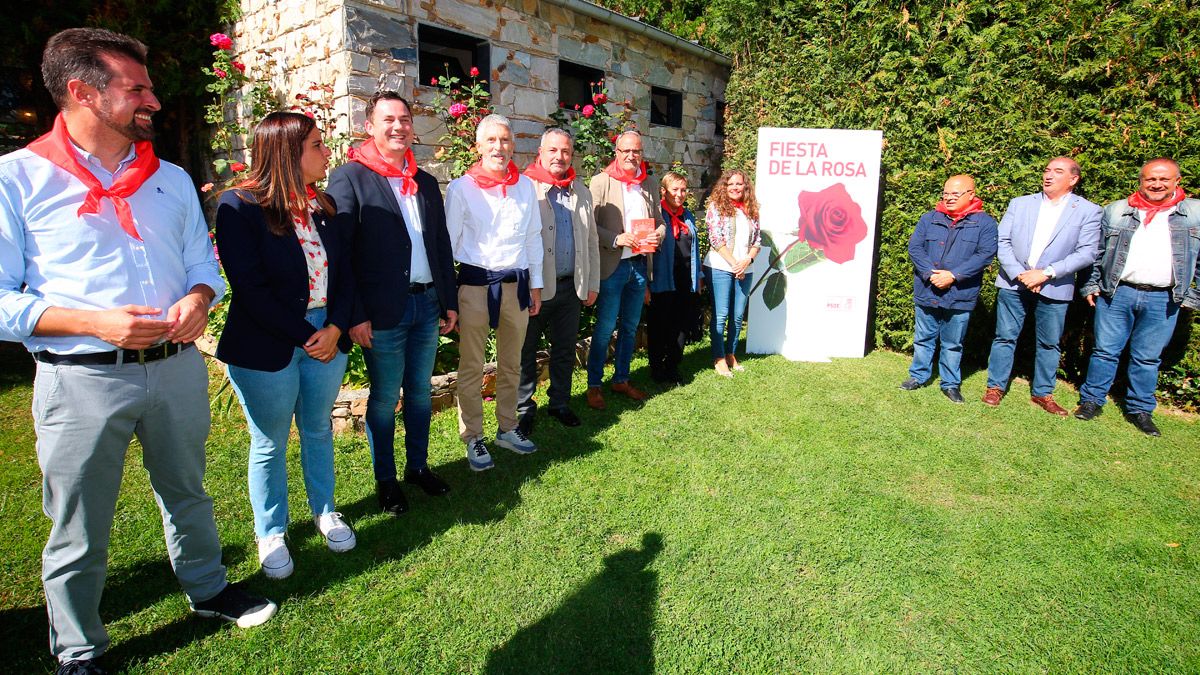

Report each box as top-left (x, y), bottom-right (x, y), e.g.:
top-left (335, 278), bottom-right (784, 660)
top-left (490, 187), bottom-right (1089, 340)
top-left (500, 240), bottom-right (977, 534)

top-left (469, 66), bottom-right (480, 77)
top-left (230, 162), bottom-right (247, 173)
top-left (449, 102), bottom-right (468, 118)
top-left (430, 77), bottom-right (438, 86)
top-left (304, 111), bottom-right (315, 119)
top-left (795, 183), bottom-right (868, 264)
top-left (231, 61), bottom-right (246, 73)
top-left (582, 104), bottom-right (595, 118)
top-left (574, 104), bottom-right (581, 110)
top-left (213, 68), bottom-right (228, 79)
top-left (209, 33), bottom-right (233, 50)
top-left (593, 93), bottom-right (608, 105)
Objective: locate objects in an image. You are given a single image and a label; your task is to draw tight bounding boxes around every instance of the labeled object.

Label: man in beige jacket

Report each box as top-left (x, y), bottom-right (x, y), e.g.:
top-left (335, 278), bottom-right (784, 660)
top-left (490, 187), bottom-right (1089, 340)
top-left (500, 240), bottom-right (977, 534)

top-left (585, 130), bottom-right (666, 409)
top-left (517, 128), bottom-right (600, 432)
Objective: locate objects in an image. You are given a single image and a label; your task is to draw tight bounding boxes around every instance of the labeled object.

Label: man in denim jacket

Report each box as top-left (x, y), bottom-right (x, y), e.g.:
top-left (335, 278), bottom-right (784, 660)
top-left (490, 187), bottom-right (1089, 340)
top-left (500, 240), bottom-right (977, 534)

top-left (1074, 158), bottom-right (1200, 436)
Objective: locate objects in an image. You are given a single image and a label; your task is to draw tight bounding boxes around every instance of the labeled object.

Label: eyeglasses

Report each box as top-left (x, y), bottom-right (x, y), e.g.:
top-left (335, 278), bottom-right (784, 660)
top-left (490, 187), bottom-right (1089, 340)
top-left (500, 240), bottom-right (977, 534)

top-left (616, 148), bottom-right (643, 155)
top-left (941, 189), bottom-right (974, 199)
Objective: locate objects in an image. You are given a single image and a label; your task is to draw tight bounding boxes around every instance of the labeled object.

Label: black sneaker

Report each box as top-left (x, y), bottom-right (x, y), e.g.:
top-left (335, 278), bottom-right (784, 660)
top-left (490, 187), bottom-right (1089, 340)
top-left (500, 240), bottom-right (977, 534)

top-left (190, 583), bottom-right (277, 627)
top-left (57, 660), bottom-right (106, 675)
top-left (1074, 401), bottom-right (1103, 421)
top-left (404, 467), bottom-right (450, 496)
top-left (898, 377), bottom-right (925, 391)
top-left (941, 387), bottom-right (964, 404)
top-left (1126, 412), bottom-right (1161, 437)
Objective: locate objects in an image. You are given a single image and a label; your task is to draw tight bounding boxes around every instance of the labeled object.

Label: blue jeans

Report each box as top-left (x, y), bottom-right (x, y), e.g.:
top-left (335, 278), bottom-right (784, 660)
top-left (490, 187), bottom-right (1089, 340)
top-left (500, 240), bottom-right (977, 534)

top-left (588, 257), bottom-right (648, 387)
top-left (704, 266), bottom-right (752, 359)
top-left (227, 307), bottom-right (348, 539)
top-left (1079, 284), bottom-right (1179, 414)
top-left (985, 288), bottom-right (1070, 397)
top-left (909, 304), bottom-right (972, 389)
top-left (362, 287), bottom-right (441, 481)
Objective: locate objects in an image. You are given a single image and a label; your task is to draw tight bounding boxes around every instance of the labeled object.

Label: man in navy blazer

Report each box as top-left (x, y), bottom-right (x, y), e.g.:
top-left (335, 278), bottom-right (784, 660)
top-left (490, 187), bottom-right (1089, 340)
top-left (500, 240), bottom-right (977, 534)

top-left (982, 157), bottom-right (1102, 415)
top-left (326, 91), bottom-right (458, 516)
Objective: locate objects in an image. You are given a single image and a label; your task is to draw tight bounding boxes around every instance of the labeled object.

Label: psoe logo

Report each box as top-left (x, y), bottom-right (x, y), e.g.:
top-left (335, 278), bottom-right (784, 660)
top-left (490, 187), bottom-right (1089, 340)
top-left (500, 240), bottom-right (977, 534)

top-left (825, 296), bottom-right (854, 312)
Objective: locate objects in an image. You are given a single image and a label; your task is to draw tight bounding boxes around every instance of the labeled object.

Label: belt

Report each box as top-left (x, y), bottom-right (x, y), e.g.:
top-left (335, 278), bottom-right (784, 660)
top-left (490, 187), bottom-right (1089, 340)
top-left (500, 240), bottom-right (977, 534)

top-left (556, 275), bottom-right (575, 283)
top-left (34, 342), bottom-right (194, 366)
top-left (1119, 280), bottom-right (1170, 292)
top-left (409, 281), bottom-right (435, 294)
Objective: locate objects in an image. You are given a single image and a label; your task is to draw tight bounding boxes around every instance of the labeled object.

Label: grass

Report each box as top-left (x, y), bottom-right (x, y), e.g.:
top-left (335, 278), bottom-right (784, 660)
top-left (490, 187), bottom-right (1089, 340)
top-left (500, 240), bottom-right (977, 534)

top-left (1, 340), bottom-right (1198, 673)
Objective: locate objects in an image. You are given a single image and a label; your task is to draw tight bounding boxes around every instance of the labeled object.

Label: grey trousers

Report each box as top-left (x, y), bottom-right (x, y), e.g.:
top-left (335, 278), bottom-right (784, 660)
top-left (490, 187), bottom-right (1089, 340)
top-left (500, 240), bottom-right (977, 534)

top-left (518, 277), bottom-right (583, 417)
top-left (32, 347), bottom-right (227, 662)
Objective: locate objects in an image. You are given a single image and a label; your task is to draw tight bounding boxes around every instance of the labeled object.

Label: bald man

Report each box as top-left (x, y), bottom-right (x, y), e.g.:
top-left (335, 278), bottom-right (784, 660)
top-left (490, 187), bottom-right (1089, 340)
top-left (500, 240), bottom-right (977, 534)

top-left (900, 175), bottom-right (999, 403)
top-left (982, 157), bottom-right (1102, 415)
top-left (1075, 158), bottom-right (1200, 436)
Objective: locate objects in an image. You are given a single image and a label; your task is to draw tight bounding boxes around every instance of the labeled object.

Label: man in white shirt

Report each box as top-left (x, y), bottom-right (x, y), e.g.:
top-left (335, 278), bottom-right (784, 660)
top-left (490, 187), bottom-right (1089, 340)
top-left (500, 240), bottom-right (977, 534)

top-left (983, 157), bottom-right (1102, 415)
top-left (1075, 158), bottom-right (1200, 436)
top-left (445, 114), bottom-right (543, 470)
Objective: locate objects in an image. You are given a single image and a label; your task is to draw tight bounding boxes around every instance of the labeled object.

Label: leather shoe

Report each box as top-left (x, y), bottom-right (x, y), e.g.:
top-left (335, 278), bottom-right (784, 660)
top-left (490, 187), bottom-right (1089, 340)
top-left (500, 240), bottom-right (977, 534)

top-left (1126, 412), bottom-right (1161, 437)
top-left (898, 377), bottom-right (925, 391)
top-left (586, 386), bottom-right (605, 410)
top-left (547, 407), bottom-right (582, 427)
top-left (1030, 394), bottom-right (1069, 417)
top-left (517, 412), bottom-right (535, 436)
top-left (375, 478), bottom-right (409, 516)
top-left (982, 387), bottom-right (1004, 406)
top-left (404, 467), bottom-right (450, 496)
top-left (941, 387), bottom-right (964, 404)
top-left (611, 381), bottom-right (647, 401)
top-left (1074, 400), bottom-right (1102, 421)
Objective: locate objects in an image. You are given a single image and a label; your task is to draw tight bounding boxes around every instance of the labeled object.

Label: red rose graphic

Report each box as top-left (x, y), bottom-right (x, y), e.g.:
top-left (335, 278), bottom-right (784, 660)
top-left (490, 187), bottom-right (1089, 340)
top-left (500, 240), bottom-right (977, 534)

top-left (795, 183), bottom-right (867, 264)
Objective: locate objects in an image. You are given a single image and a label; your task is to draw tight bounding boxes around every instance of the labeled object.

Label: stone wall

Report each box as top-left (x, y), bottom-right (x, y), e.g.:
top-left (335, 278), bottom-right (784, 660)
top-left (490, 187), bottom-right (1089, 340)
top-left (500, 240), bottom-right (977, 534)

top-left (291, 0), bottom-right (729, 189)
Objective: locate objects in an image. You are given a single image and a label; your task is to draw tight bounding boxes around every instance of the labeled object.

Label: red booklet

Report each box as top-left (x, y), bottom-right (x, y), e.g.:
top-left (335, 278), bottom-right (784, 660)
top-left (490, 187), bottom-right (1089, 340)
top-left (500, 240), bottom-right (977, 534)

top-left (630, 218), bottom-right (658, 254)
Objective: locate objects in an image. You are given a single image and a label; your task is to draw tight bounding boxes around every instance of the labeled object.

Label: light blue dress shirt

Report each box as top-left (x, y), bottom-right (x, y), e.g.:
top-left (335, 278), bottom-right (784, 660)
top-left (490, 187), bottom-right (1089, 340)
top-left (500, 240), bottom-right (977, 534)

top-left (0, 143), bottom-right (225, 354)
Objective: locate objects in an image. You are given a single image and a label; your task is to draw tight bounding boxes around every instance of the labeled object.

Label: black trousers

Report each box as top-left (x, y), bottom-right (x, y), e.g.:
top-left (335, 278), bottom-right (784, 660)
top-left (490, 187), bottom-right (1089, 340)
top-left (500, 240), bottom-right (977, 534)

top-left (518, 276), bottom-right (582, 417)
top-left (647, 261), bottom-right (696, 379)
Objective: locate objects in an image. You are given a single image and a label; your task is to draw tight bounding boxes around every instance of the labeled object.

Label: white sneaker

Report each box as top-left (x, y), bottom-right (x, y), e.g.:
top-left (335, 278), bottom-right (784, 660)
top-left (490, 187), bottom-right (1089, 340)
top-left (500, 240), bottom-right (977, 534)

top-left (466, 437), bottom-right (495, 471)
top-left (495, 427), bottom-right (537, 455)
top-left (314, 512), bottom-right (356, 552)
top-left (257, 534), bottom-right (293, 579)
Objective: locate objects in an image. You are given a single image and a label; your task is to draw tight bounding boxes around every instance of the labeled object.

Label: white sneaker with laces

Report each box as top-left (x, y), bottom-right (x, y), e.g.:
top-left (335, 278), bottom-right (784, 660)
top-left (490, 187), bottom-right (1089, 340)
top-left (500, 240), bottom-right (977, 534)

top-left (495, 427), bottom-right (537, 455)
top-left (257, 533), bottom-right (294, 579)
top-left (314, 512), bottom-right (356, 552)
top-left (466, 437), bottom-right (495, 471)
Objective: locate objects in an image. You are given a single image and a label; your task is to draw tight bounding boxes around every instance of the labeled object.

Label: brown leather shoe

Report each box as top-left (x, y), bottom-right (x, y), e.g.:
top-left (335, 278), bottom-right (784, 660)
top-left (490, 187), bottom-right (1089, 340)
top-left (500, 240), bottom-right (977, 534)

top-left (1030, 394), bottom-right (1069, 417)
top-left (982, 387), bottom-right (1004, 407)
top-left (611, 381), bottom-right (648, 401)
top-left (586, 386), bottom-right (605, 410)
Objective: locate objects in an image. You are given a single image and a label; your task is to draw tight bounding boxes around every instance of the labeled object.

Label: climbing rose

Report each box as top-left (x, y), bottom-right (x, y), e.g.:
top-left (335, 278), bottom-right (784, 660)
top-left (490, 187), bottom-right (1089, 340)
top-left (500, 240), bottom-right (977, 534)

top-left (231, 61), bottom-right (246, 73)
top-left (469, 67), bottom-right (480, 77)
top-left (230, 162), bottom-right (247, 173)
top-left (213, 68), bottom-right (228, 79)
top-left (449, 102), bottom-right (468, 118)
top-left (582, 104), bottom-right (595, 118)
top-left (209, 33), bottom-right (233, 50)
top-left (593, 93), bottom-right (607, 105)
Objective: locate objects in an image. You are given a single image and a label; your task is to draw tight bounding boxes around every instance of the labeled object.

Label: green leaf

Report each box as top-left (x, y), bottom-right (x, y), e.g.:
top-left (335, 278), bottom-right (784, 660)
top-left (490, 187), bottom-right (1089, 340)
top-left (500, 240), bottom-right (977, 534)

top-left (782, 241), bottom-right (823, 273)
top-left (212, 158), bottom-right (229, 174)
top-left (762, 272), bottom-right (787, 311)
top-left (760, 232), bottom-right (782, 270)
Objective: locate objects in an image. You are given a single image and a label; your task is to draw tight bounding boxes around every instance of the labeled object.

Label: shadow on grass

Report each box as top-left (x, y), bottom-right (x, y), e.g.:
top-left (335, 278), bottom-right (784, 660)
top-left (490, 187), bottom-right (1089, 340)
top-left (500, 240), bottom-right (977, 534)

top-left (484, 532), bottom-right (663, 675)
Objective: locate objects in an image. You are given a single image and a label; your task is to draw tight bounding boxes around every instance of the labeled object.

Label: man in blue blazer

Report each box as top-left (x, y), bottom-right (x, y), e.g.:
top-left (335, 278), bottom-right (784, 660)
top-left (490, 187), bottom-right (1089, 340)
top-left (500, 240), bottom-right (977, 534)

top-left (326, 92), bottom-right (458, 516)
top-left (982, 157), bottom-right (1102, 415)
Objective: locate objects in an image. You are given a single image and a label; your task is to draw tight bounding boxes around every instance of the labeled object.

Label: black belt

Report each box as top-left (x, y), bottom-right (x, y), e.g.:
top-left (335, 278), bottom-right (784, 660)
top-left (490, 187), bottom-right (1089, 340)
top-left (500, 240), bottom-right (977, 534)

top-left (556, 275), bottom-right (575, 283)
top-left (1119, 280), bottom-right (1170, 292)
top-left (409, 281), bottom-right (435, 294)
top-left (34, 342), bottom-right (194, 366)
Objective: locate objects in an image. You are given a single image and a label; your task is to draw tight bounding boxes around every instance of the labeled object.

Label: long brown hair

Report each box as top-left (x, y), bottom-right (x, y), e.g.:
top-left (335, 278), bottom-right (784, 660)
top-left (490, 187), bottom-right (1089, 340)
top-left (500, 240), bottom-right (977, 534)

top-left (706, 170), bottom-right (760, 222)
top-left (233, 111), bottom-right (333, 236)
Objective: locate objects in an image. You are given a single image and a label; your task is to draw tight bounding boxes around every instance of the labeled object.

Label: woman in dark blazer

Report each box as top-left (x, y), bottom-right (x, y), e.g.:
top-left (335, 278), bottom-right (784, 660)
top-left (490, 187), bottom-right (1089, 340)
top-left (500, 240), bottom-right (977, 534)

top-left (215, 112), bottom-right (355, 580)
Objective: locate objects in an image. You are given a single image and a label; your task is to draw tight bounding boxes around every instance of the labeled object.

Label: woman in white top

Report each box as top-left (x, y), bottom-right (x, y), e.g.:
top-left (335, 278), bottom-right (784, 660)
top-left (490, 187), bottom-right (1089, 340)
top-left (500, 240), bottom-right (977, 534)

top-left (703, 170), bottom-right (762, 377)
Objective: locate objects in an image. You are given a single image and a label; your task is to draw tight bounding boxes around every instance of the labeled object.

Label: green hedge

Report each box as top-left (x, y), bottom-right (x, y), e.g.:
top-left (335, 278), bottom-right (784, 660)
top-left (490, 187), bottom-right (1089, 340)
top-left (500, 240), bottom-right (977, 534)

top-left (716, 0), bottom-right (1200, 409)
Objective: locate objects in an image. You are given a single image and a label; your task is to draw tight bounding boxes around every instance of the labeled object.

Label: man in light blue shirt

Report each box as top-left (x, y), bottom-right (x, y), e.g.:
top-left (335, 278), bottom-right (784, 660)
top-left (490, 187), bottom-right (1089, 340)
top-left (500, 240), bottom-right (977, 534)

top-left (0, 28), bottom-right (275, 674)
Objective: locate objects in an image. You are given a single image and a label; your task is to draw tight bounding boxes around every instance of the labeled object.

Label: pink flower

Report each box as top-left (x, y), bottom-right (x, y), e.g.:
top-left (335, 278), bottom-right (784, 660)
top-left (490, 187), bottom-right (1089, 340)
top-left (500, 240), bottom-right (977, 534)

top-left (582, 104), bottom-right (595, 118)
top-left (469, 66), bottom-right (480, 77)
top-left (574, 104), bottom-right (581, 111)
top-left (448, 102), bottom-right (468, 118)
top-left (430, 77), bottom-right (438, 86)
top-left (213, 68), bottom-right (228, 79)
top-left (593, 93), bottom-right (607, 105)
top-left (200, 182), bottom-right (214, 193)
top-left (230, 162), bottom-right (247, 173)
top-left (231, 61), bottom-right (246, 73)
top-left (209, 33), bottom-right (233, 50)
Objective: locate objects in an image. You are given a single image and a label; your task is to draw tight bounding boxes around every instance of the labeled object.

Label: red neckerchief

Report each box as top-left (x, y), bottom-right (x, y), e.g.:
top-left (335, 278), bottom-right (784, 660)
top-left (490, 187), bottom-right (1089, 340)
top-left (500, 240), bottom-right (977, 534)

top-left (661, 200), bottom-right (688, 240)
top-left (305, 185), bottom-right (318, 201)
top-left (731, 200), bottom-right (747, 213)
top-left (936, 195), bottom-right (984, 226)
top-left (604, 159), bottom-right (648, 188)
top-left (523, 161), bottom-right (576, 188)
top-left (467, 161), bottom-right (520, 196)
top-left (1128, 188), bottom-right (1187, 226)
top-left (26, 113), bottom-right (159, 241)
top-left (347, 141), bottom-right (417, 196)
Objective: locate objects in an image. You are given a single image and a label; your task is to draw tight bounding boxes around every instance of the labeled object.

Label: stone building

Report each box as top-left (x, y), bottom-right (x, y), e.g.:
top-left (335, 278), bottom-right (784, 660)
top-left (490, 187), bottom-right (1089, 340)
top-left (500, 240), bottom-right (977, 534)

top-left (231, 0), bottom-right (730, 184)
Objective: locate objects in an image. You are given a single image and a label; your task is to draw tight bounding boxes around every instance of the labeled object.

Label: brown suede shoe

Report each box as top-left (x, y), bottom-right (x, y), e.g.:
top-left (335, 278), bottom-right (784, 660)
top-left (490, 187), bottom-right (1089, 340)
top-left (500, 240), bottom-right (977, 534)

top-left (1030, 394), bottom-right (1069, 417)
top-left (611, 381), bottom-right (648, 401)
top-left (982, 387), bottom-right (1004, 407)
top-left (586, 386), bottom-right (606, 410)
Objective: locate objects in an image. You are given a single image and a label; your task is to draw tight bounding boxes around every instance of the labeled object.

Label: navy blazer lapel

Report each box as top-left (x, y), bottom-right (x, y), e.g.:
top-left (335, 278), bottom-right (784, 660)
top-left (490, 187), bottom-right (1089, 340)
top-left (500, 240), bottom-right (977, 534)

top-left (370, 170), bottom-right (410, 231)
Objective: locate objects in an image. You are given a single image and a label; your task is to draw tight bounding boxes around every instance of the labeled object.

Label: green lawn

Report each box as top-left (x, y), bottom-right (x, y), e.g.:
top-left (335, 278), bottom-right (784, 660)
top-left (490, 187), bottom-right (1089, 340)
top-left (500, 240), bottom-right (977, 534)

top-left (1, 342), bottom-right (1198, 673)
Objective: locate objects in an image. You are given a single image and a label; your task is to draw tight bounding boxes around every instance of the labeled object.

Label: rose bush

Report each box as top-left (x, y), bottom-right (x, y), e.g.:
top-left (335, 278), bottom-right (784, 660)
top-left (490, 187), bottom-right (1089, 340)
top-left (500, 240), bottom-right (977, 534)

top-left (795, 182), bottom-right (867, 264)
top-left (430, 65), bottom-right (492, 178)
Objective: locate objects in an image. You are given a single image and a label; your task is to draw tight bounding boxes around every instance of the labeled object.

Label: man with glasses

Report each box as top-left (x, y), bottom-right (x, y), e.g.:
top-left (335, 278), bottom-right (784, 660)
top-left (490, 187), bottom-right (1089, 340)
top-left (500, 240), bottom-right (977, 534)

top-left (586, 130), bottom-right (665, 409)
top-left (1074, 158), bottom-right (1200, 436)
top-left (900, 175), bottom-right (998, 403)
top-left (982, 157), bottom-right (1102, 415)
